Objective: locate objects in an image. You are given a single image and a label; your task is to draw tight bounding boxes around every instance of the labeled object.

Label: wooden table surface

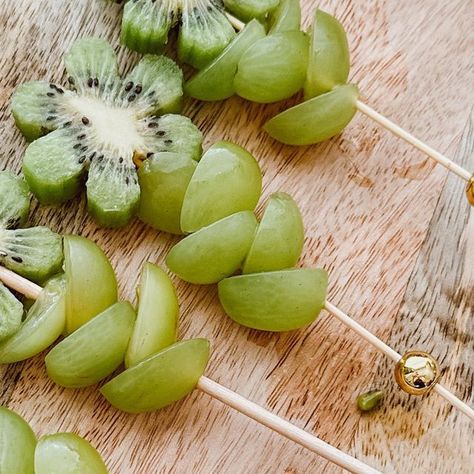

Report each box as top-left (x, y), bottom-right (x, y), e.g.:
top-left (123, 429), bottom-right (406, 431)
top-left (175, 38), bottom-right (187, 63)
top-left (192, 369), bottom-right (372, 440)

top-left (0, 0), bottom-right (473, 472)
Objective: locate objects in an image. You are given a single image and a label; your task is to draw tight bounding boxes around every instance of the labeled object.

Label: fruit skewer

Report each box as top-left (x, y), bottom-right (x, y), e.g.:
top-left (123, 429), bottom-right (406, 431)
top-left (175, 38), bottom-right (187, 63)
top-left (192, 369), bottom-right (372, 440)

top-left (199, 8), bottom-right (474, 204)
top-left (1, 258), bottom-right (472, 426)
top-left (0, 264), bottom-right (379, 474)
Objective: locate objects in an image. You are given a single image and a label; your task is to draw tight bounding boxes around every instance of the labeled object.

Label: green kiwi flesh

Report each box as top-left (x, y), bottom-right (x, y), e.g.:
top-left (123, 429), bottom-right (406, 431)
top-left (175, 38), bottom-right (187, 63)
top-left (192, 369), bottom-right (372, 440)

top-left (12, 38), bottom-right (203, 228)
top-left (0, 171), bottom-right (64, 283)
top-left (0, 283), bottom-right (24, 342)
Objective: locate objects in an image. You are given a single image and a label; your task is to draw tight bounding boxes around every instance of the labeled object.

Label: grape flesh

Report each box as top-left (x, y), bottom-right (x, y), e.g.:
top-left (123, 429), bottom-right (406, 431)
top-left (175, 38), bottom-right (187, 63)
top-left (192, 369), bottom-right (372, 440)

top-left (126, 263), bottom-right (178, 368)
top-left (268, 0), bottom-right (302, 34)
top-left (304, 9), bottom-right (351, 99)
top-left (185, 20), bottom-right (266, 101)
top-left (180, 141), bottom-right (262, 233)
top-left (218, 269), bottom-right (328, 331)
top-left (0, 275), bottom-right (66, 364)
top-left (264, 84), bottom-right (359, 145)
top-left (101, 339), bottom-right (210, 413)
top-left (138, 152), bottom-right (197, 234)
top-left (167, 211), bottom-right (258, 284)
top-left (64, 235), bottom-right (118, 334)
top-left (234, 31), bottom-right (309, 103)
top-left (45, 301), bottom-right (135, 388)
top-left (243, 192), bottom-right (304, 274)
top-left (0, 406), bottom-right (36, 474)
top-left (35, 433), bottom-right (108, 474)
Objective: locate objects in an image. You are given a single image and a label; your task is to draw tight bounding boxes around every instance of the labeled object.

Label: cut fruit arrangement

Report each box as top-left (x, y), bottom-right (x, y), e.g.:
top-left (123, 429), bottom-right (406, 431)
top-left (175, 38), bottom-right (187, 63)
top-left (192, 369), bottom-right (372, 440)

top-left (1, 0), bottom-right (472, 472)
top-left (110, 0), bottom-right (280, 69)
top-left (0, 227), bottom-right (379, 473)
top-left (12, 38), bottom-right (203, 228)
top-left (0, 406), bottom-right (108, 474)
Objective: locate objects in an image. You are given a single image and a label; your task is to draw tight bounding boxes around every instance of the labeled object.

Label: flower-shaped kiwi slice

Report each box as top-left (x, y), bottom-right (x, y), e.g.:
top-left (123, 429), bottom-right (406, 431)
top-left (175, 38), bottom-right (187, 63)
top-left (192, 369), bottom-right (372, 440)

top-left (12, 38), bottom-right (203, 228)
top-left (114, 0), bottom-right (279, 69)
top-left (0, 171), bottom-right (63, 341)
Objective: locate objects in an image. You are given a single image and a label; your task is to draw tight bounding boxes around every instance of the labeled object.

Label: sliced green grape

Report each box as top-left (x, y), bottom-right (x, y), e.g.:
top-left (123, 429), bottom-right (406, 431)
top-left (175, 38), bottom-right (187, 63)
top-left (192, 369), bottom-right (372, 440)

top-left (243, 192), bottom-right (304, 274)
top-left (185, 20), bottom-right (266, 101)
top-left (180, 141), bottom-right (262, 233)
top-left (35, 433), bottom-right (108, 474)
top-left (218, 268), bottom-right (328, 331)
top-left (0, 275), bottom-right (66, 364)
top-left (45, 302), bottom-right (135, 388)
top-left (268, 0), bottom-right (302, 33)
top-left (304, 9), bottom-right (351, 99)
top-left (167, 211), bottom-right (257, 284)
top-left (101, 339), bottom-right (210, 414)
top-left (264, 84), bottom-right (359, 145)
top-left (126, 263), bottom-right (178, 368)
top-left (234, 31), bottom-right (309, 103)
top-left (0, 406), bottom-right (36, 474)
top-left (224, 0), bottom-right (279, 22)
top-left (138, 152), bottom-right (197, 235)
top-left (64, 235), bottom-right (118, 334)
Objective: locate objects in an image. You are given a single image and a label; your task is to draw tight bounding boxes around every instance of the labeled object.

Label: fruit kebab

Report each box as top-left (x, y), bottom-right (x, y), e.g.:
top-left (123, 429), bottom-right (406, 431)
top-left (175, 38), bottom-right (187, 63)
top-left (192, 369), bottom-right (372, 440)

top-left (182, 3), bottom-right (473, 205)
top-left (155, 153), bottom-right (474, 422)
top-left (0, 249), bottom-right (378, 474)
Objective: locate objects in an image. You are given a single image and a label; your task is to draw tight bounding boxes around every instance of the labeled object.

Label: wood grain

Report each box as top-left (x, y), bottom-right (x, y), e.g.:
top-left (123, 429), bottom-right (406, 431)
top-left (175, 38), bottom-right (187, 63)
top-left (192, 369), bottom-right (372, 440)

top-left (0, 0), bottom-right (473, 472)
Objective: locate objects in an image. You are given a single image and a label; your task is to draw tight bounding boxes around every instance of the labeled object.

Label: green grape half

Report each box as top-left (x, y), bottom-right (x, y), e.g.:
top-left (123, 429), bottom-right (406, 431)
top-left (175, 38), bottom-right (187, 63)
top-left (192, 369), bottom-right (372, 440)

top-left (242, 192), bottom-right (304, 274)
top-left (268, 0), bottom-right (302, 34)
top-left (224, 0), bottom-right (279, 22)
top-left (0, 275), bottom-right (66, 364)
top-left (186, 20), bottom-right (266, 101)
top-left (101, 339), bottom-right (210, 414)
top-left (126, 263), bottom-right (178, 368)
top-left (264, 84), bottom-right (359, 145)
top-left (234, 31), bottom-right (309, 103)
top-left (35, 433), bottom-right (108, 474)
top-left (0, 406), bottom-right (36, 474)
top-left (167, 211), bottom-right (258, 284)
top-left (138, 152), bottom-right (197, 235)
top-left (45, 302), bottom-right (135, 388)
top-left (218, 268), bottom-right (328, 331)
top-left (180, 141), bottom-right (262, 233)
top-left (304, 9), bottom-right (351, 99)
top-left (64, 235), bottom-right (118, 334)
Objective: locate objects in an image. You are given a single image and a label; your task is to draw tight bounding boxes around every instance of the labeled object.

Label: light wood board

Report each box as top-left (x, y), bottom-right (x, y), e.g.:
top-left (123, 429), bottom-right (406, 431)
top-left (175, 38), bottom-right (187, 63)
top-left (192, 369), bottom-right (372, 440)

top-left (0, 0), bottom-right (473, 472)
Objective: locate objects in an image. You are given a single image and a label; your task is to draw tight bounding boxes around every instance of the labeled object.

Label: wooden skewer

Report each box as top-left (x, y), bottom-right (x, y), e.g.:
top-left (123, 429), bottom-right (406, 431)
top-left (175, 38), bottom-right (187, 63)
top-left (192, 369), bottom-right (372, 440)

top-left (355, 101), bottom-right (472, 182)
top-left (225, 13), bottom-right (473, 185)
top-left (324, 301), bottom-right (474, 421)
top-left (0, 266), bottom-right (379, 474)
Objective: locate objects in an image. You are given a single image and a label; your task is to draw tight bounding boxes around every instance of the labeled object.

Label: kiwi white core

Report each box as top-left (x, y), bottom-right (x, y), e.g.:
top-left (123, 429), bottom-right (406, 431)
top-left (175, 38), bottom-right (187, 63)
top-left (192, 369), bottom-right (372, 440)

top-left (65, 95), bottom-right (144, 155)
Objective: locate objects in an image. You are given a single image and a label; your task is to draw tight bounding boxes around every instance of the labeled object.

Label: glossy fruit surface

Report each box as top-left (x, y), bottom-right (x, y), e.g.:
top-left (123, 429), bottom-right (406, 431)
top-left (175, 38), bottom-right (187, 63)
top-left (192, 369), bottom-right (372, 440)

top-left (138, 152), bottom-right (197, 234)
top-left (234, 31), bottom-right (309, 103)
top-left (264, 84), bottom-right (359, 145)
top-left (180, 141), bottom-right (262, 233)
top-left (0, 406), bottom-right (36, 474)
top-left (304, 9), bottom-right (350, 99)
top-left (126, 264), bottom-right (178, 368)
top-left (185, 20), bottom-right (266, 101)
top-left (0, 275), bottom-right (66, 363)
top-left (35, 433), bottom-right (108, 474)
top-left (101, 338), bottom-right (210, 413)
top-left (218, 268), bottom-right (328, 331)
top-left (45, 302), bottom-right (135, 388)
top-left (243, 193), bottom-right (304, 274)
top-left (64, 235), bottom-right (117, 334)
top-left (167, 211), bottom-right (257, 284)
top-left (268, 0), bottom-right (301, 33)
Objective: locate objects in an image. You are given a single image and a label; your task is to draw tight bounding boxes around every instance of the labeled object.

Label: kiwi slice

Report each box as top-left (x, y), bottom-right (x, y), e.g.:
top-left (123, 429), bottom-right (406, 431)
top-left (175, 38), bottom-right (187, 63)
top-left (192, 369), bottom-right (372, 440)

top-left (0, 282), bottom-right (24, 342)
top-left (118, 1), bottom-right (277, 69)
top-left (0, 172), bottom-right (63, 283)
top-left (12, 37), bottom-right (203, 228)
